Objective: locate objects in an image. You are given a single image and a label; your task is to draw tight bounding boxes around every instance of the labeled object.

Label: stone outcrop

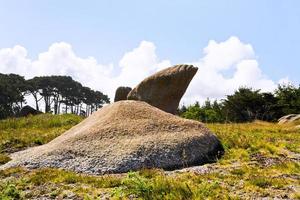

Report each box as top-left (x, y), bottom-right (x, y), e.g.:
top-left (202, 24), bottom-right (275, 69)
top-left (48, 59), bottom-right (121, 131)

top-left (114, 86), bottom-right (132, 102)
top-left (1, 101), bottom-right (223, 174)
top-left (278, 114), bottom-right (300, 124)
top-left (17, 105), bottom-right (42, 117)
top-left (127, 64), bottom-right (198, 114)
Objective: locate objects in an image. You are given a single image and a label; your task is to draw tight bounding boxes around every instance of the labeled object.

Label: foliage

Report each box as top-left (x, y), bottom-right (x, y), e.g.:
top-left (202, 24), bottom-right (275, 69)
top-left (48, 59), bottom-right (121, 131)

top-left (181, 100), bottom-right (225, 123)
top-left (179, 84), bottom-right (300, 123)
top-left (0, 73), bottom-right (27, 119)
top-left (0, 73), bottom-right (110, 119)
top-left (223, 88), bottom-right (267, 122)
top-left (27, 75), bottom-right (110, 115)
top-left (275, 84), bottom-right (300, 116)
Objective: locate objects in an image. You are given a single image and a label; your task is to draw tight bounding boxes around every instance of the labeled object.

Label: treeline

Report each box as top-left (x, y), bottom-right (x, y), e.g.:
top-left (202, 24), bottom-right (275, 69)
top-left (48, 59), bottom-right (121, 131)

top-left (179, 85), bottom-right (300, 123)
top-left (0, 73), bottom-right (109, 119)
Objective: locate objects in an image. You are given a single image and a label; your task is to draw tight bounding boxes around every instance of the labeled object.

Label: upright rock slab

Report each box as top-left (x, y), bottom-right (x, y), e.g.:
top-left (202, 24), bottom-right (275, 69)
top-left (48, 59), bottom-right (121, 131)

top-left (127, 64), bottom-right (198, 114)
top-left (114, 86), bottom-right (132, 102)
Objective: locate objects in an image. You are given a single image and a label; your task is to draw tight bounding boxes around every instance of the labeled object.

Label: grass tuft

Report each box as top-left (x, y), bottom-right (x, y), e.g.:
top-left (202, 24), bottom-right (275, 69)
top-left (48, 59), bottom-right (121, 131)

top-left (0, 183), bottom-right (22, 200)
top-left (0, 154), bottom-right (11, 165)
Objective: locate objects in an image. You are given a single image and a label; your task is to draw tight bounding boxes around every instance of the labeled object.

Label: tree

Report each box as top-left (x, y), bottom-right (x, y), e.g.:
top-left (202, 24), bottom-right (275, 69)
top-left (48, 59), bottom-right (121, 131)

top-left (222, 87), bottom-right (266, 122)
top-left (27, 78), bottom-right (42, 111)
top-left (260, 92), bottom-right (279, 121)
top-left (177, 104), bottom-right (187, 115)
top-left (0, 73), bottom-right (27, 119)
top-left (181, 101), bottom-right (203, 121)
top-left (180, 100), bottom-right (225, 123)
top-left (26, 75), bottom-right (110, 116)
top-left (275, 84), bottom-right (300, 116)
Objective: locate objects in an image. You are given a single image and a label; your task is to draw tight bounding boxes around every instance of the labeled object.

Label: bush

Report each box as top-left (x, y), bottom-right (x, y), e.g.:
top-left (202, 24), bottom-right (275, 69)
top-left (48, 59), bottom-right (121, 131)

top-left (179, 84), bottom-right (300, 123)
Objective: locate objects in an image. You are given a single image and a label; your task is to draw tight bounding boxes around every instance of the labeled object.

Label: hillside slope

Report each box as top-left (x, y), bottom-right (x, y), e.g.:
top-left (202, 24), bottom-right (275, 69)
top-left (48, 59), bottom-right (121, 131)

top-left (0, 114), bottom-right (299, 199)
top-left (0, 114), bottom-right (83, 164)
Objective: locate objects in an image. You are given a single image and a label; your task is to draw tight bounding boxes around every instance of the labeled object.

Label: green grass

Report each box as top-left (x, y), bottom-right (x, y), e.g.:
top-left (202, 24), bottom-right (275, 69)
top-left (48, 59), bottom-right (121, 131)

top-left (0, 183), bottom-right (22, 200)
top-left (0, 114), bottom-right (83, 159)
top-left (0, 115), bottom-right (299, 199)
top-left (207, 121), bottom-right (300, 160)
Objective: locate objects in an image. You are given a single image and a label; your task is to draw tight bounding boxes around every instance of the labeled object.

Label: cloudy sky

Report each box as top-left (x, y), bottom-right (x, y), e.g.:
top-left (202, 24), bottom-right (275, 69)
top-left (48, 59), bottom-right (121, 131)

top-left (0, 1), bottom-right (299, 104)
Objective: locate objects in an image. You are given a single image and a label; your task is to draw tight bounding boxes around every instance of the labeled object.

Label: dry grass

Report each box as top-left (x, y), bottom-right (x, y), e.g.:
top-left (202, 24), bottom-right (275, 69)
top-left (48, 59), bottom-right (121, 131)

top-left (0, 114), bottom-right (83, 162)
top-left (0, 114), bottom-right (299, 199)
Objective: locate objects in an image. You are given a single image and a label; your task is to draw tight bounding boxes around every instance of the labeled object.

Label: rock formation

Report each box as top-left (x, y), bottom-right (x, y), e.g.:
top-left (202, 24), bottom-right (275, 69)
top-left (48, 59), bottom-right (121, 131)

top-left (278, 114), bottom-right (300, 124)
top-left (17, 105), bottom-right (42, 117)
top-left (127, 64), bottom-right (198, 114)
top-left (1, 101), bottom-right (223, 174)
top-left (114, 86), bottom-right (132, 102)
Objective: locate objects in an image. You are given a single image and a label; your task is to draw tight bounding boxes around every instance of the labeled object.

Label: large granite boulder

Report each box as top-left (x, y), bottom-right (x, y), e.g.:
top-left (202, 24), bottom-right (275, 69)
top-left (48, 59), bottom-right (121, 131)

top-left (114, 86), bottom-right (132, 102)
top-left (1, 100), bottom-right (223, 174)
top-left (127, 64), bottom-right (198, 114)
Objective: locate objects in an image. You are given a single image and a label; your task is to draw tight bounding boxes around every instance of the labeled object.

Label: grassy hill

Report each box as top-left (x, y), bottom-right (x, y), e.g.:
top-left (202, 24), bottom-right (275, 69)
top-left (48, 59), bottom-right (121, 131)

top-left (0, 114), bottom-right (83, 165)
top-left (0, 114), bottom-right (299, 199)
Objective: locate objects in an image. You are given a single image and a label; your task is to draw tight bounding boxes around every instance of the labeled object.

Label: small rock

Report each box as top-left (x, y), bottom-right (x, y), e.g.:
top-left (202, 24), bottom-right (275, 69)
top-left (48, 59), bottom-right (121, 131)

top-left (278, 114), bottom-right (300, 124)
top-left (114, 86), bottom-right (132, 102)
top-left (17, 105), bottom-right (42, 117)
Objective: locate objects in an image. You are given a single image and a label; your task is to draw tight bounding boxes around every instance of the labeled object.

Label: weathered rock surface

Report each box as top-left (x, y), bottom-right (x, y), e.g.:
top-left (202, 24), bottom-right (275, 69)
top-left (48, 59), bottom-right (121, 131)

top-left (114, 86), bottom-right (132, 102)
top-left (1, 100), bottom-right (223, 174)
top-left (127, 64), bottom-right (198, 114)
top-left (278, 114), bottom-right (300, 124)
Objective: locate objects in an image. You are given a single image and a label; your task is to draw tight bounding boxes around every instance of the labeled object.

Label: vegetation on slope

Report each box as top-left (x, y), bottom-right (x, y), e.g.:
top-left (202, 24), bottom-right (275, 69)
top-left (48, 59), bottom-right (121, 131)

top-left (0, 114), bottom-right (83, 164)
top-left (0, 114), bottom-right (299, 199)
top-left (179, 84), bottom-right (300, 123)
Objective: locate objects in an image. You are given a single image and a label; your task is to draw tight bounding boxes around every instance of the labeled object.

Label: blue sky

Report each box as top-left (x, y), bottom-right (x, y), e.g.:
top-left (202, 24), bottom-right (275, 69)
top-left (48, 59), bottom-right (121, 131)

top-left (0, 0), bottom-right (299, 102)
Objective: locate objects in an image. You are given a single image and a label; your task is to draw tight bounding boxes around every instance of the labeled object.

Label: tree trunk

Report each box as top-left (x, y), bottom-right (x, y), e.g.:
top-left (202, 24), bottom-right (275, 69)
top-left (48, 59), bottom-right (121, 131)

top-left (86, 105), bottom-right (89, 116)
top-left (44, 96), bottom-right (48, 113)
top-left (58, 101), bottom-right (61, 114)
top-left (79, 104), bottom-right (82, 115)
top-left (31, 92), bottom-right (40, 111)
top-left (35, 96), bottom-right (39, 111)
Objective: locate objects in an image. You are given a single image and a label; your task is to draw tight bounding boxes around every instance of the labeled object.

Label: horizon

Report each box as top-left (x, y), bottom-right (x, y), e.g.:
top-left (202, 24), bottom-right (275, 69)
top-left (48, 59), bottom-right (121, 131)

top-left (0, 1), bottom-right (299, 105)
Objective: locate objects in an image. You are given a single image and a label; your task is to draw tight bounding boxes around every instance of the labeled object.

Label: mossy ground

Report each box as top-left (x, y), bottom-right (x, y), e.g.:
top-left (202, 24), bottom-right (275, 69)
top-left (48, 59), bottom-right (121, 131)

top-left (0, 114), bottom-right (299, 199)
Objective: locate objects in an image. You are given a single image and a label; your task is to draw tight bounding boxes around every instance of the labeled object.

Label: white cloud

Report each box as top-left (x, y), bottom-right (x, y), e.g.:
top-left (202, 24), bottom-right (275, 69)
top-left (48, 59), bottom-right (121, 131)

top-left (0, 41), bottom-right (170, 100)
top-left (0, 45), bottom-right (31, 76)
top-left (183, 36), bottom-right (278, 104)
top-left (231, 60), bottom-right (275, 91)
top-left (0, 36), bottom-right (286, 107)
top-left (202, 36), bottom-right (255, 70)
top-left (30, 42), bottom-right (115, 97)
top-left (278, 77), bottom-right (291, 85)
top-left (118, 41), bottom-right (171, 86)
